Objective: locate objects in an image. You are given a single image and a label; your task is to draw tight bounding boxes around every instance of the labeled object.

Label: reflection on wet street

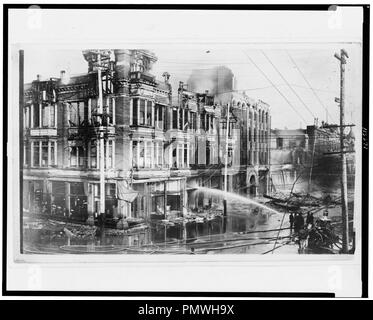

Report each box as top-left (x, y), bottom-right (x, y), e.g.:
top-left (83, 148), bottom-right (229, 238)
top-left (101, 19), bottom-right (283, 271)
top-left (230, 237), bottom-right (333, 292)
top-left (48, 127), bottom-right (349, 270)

top-left (23, 194), bottom-right (296, 255)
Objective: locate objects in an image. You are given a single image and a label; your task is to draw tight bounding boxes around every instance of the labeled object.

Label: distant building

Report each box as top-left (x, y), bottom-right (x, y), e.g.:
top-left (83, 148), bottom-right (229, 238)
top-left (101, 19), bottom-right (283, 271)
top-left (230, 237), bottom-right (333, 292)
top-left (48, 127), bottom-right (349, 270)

top-left (269, 123), bottom-right (356, 193)
top-left (270, 129), bottom-right (309, 193)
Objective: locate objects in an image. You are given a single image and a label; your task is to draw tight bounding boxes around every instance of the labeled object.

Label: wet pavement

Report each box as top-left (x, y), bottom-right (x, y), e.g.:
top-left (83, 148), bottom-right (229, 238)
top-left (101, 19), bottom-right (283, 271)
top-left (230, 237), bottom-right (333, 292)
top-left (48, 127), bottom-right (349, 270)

top-left (22, 189), bottom-right (351, 255)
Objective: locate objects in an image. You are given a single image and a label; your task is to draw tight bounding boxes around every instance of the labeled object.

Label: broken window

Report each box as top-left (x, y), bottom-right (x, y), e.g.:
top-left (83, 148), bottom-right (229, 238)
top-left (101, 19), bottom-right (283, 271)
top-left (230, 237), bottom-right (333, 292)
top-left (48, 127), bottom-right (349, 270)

top-left (68, 102), bottom-right (85, 127)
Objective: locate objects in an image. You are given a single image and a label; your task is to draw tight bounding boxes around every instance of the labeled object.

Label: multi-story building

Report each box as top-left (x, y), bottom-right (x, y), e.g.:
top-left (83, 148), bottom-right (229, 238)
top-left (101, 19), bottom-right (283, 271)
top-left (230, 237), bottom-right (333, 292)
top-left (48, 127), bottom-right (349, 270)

top-left (22, 51), bottom-right (271, 225)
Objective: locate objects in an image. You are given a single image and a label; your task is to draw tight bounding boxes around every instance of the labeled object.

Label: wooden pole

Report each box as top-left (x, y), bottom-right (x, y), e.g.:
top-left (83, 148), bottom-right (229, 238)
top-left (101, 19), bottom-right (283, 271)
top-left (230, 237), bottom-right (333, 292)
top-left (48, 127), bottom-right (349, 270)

top-left (335, 49), bottom-right (349, 253)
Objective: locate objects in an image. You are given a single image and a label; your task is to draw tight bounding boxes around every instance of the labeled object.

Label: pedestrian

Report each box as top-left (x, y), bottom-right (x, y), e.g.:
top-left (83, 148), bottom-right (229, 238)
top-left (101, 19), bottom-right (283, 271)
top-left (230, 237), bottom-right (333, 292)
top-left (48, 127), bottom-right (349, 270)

top-left (294, 212), bottom-right (304, 234)
top-left (298, 213), bottom-right (305, 229)
top-left (306, 212), bottom-right (314, 228)
top-left (293, 213), bottom-right (300, 234)
top-left (289, 212), bottom-right (294, 233)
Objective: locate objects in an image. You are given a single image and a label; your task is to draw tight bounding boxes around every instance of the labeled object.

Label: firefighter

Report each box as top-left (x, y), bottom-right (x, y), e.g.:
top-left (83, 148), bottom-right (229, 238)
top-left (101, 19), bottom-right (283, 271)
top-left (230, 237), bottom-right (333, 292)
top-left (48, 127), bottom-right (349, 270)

top-left (289, 212), bottom-right (294, 233)
top-left (306, 212), bottom-right (314, 228)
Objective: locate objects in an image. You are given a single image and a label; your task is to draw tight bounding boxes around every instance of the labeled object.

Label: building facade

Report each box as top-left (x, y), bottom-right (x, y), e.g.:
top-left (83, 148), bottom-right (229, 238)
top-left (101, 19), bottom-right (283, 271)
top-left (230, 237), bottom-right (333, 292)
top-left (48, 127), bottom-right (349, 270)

top-left (22, 50), bottom-right (271, 224)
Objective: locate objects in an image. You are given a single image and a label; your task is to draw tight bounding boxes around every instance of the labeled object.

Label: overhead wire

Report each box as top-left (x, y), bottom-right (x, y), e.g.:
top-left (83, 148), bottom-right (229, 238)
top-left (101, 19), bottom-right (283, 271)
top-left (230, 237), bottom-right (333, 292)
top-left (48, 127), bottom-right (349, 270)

top-left (261, 50), bottom-right (316, 120)
top-left (241, 50), bottom-right (308, 125)
top-left (285, 51), bottom-right (336, 123)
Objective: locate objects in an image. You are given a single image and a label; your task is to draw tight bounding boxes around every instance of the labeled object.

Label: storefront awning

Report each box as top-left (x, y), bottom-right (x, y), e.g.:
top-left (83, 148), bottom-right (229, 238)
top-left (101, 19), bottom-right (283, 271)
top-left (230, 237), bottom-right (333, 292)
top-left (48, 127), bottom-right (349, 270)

top-left (203, 105), bottom-right (215, 113)
top-left (117, 181), bottom-right (138, 202)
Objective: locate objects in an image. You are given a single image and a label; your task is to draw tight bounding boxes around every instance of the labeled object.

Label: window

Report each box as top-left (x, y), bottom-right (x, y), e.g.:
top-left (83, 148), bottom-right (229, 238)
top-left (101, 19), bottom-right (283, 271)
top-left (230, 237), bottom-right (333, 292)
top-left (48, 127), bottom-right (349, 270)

top-left (184, 109), bottom-right (189, 130)
top-left (90, 141), bottom-right (97, 168)
top-left (155, 105), bottom-right (164, 130)
top-left (276, 137), bottom-right (284, 149)
top-left (33, 104), bottom-right (40, 128)
top-left (105, 140), bottom-right (114, 168)
top-left (42, 105), bottom-right (49, 127)
top-left (184, 144), bottom-right (188, 167)
top-left (157, 142), bottom-right (163, 167)
top-left (69, 102), bottom-right (85, 127)
top-left (178, 108), bottom-right (183, 130)
top-left (139, 99), bottom-right (146, 125)
top-left (104, 97), bottom-right (114, 125)
top-left (132, 98), bottom-right (138, 125)
top-left (227, 148), bottom-right (233, 166)
top-left (50, 104), bottom-right (55, 127)
top-left (24, 142), bottom-right (31, 166)
top-left (138, 141), bottom-right (145, 168)
top-left (41, 141), bottom-right (48, 167)
top-left (50, 142), bottom-right (55, 166)
top-left (172, 146), bottom-right (177, 168)
top-left (33, 142), bottom-right (39, 166)
top-left (146, 101), bottom-right (152, 126)
top-left (206, 141), bottom-right (210, 165)
top-left (32, 140), bottom-right (57, 167)
top-left (189, 143), bottom-right (195, 165)
top-left (178, 145), bottom-right (183, 168)
top-left (145, 141), bottom-right (152, 168)
top-left (200, 113), bottom-right (206, 131)
top-left (191, 113), bottom-right (196, 130)
top-left (24, 107), bottom-right (30, 129)
top-left (70, 147), bottom-right (77, 167)
top-left (69, 146), bottom-right (84, 167)
top-left (172, 109), bottom-right (178, 129)
top-left (132, 141), bottom-right (138, 167)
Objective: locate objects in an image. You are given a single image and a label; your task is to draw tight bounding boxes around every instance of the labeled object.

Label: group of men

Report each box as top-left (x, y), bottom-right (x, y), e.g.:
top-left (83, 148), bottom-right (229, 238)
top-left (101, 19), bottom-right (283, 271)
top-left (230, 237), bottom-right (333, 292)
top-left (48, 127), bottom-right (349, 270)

top-left (289, 211), bottom-right (314, 234)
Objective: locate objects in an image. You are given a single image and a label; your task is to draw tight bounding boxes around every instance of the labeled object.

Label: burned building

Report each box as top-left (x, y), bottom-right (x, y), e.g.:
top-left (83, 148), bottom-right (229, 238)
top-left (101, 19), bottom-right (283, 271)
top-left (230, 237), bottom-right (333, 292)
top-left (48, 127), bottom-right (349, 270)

top-left (22, 51), bottom-right (271, 225)
top-left (269, 128), bottom-right (309, 193)
top-left (187, 67), bottom-right (272, 197)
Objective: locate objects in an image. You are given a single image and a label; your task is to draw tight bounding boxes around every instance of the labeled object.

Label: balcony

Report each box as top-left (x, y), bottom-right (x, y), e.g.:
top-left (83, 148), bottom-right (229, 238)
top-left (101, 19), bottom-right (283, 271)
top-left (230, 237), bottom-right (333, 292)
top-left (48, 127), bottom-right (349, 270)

top-left (30, 128), bottom-right (57, 137)
top-left (130, 71), bottom-right (156, 85)
top-left (67, 125), bottom-right (115, 140)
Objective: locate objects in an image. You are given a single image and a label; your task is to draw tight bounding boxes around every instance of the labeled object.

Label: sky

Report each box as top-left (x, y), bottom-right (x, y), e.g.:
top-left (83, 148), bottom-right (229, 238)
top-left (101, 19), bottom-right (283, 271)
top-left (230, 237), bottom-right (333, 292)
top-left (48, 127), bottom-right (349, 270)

top-left (12, 7), bottom-right (363, 129)
top-left (22, 44), bottom-right (362, 129)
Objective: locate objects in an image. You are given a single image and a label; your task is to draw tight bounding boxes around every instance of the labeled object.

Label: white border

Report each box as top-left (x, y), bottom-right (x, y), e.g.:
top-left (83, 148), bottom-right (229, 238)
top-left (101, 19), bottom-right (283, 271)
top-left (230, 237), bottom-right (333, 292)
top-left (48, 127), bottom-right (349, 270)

top-left (5, 6), bottom-right (365, 297)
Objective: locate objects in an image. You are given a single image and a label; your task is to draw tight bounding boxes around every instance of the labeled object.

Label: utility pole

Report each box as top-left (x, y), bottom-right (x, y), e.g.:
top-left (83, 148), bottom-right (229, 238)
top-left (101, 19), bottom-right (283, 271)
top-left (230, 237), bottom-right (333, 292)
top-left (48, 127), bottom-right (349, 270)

top-left (97, 53), bottom-right (106, 227)
top-left (308, 118), bottom-right (317, 194)
top-left (83, 50), bottom-right (111, 229)
top-left (223, 102), bottom-right (230, 230)
top-left (334, 49), bottom-right (349, 253)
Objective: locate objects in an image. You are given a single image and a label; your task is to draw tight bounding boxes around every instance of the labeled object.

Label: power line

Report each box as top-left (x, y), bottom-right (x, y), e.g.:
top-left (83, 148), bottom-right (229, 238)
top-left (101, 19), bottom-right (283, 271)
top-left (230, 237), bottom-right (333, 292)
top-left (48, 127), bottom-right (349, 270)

top-left (261, 50), bottom-right (316, 120)
top-left (286, 51), bottom-right (336, 123)
top-left (241, 51), bottom-right (308, 125)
